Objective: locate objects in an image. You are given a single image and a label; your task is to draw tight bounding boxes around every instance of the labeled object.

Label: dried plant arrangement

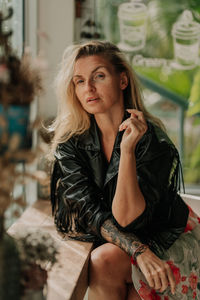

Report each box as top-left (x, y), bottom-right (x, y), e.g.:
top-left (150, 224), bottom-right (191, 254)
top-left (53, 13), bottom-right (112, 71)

top-left (0, 8), bottom-right (45, 107)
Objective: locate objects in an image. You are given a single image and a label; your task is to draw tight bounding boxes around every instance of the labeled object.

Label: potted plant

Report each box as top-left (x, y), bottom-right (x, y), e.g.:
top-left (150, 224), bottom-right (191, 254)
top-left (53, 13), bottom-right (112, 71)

top-left (15, 229), bottom-right (58, 300)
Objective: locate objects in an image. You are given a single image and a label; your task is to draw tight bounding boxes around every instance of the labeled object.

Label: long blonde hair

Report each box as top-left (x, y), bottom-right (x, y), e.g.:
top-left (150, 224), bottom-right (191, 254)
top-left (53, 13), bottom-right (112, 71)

top-left (49, 40), bottom-right (163, 159)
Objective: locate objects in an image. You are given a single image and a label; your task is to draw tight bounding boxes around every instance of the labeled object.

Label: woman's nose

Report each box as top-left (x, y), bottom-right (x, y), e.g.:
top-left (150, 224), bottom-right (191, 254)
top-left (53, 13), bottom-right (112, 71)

top-left (85, 79), bottom-right (96, 92)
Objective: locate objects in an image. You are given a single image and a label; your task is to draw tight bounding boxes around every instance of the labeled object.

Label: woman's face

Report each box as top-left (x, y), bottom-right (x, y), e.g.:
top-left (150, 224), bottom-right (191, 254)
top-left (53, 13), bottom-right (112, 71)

top-left (72, 55), bottom-right (127, 115)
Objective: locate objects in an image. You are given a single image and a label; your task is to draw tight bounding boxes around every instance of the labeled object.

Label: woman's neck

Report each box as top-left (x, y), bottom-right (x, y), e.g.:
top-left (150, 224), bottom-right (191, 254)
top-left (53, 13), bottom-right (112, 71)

top-left (95, 109), bottom-right (124, 140)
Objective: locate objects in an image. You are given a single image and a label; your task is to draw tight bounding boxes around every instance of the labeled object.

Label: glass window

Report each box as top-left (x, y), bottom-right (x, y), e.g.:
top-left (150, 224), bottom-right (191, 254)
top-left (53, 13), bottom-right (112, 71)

top-left (0, 0), bottom-right (24, 56)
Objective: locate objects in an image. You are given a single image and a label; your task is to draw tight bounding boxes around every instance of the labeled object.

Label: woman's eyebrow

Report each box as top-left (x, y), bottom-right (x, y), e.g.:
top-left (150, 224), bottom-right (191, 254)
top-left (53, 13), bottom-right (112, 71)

top-left (73, 66), bottom-right (107, 78)
top-left (91, 66), bottom-right (107, 74)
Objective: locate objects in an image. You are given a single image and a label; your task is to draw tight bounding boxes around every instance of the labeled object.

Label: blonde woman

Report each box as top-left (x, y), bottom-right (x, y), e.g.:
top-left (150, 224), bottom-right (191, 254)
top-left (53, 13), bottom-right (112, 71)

top-left (50, 41), bottom-right (200, 300)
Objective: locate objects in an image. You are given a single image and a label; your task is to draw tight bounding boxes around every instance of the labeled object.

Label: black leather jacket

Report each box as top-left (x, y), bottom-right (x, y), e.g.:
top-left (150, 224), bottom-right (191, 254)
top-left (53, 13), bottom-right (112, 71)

top-left (51, 115), bottom-right (189, 255)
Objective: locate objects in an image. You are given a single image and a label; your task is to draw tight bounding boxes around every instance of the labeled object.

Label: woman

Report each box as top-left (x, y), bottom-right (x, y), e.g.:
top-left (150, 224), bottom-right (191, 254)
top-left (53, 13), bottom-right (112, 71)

top-left (50, 41), bottom-right (200, 299)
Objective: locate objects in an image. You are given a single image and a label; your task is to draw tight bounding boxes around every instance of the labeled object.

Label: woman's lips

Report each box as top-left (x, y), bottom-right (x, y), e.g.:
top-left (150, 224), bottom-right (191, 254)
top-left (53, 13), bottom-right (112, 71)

top-left (86, 97), bottom-right (100, 103)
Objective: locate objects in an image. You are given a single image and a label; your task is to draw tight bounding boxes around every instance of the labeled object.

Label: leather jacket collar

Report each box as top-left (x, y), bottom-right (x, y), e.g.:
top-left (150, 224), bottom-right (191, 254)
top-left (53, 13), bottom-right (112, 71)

top-left (76, 112), bottom-right (129, 152)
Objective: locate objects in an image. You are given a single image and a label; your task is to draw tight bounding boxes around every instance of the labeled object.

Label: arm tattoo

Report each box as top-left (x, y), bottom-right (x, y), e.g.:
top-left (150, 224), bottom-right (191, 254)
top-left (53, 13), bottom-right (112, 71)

top-left (100, 218), bottom-right (148, 257)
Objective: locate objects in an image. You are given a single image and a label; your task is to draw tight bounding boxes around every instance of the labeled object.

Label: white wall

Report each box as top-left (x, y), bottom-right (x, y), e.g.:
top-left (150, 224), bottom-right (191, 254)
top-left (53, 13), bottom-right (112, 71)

top-left (38, 0), bottom-right (74, 118)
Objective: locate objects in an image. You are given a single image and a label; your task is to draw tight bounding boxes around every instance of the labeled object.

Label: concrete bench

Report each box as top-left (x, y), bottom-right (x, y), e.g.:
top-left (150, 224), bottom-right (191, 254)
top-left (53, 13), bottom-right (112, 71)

top-left (8, 200), bottom-right (93, 300)
top-left (7, 194), bottom-right (200, 300)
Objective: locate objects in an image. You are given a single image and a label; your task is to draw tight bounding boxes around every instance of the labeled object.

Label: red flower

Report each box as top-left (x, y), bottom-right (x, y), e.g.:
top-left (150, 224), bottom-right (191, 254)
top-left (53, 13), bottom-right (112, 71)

top-left (184, 219), bottom-right (196, 232)
top-left (193, 291), bottom-right (197, 299)
top-left (138, 281), bottom-right (161, 300)
top-left (166, 261), bottom-right (181, 285)
top-left (198, 217), bottom-right (200, 224)
top-left (181, 276), bottom-right (187, 281)
top-left (131, 256), bottom-right (137, 266)
top-left (187, 205), bottom-right (196, 218)
top-left (164, 297), bottom-right (169, 300)
top-left (182, 285), bottom-right (189, 294)
top-left (189, 273), bottom-right (198, 290)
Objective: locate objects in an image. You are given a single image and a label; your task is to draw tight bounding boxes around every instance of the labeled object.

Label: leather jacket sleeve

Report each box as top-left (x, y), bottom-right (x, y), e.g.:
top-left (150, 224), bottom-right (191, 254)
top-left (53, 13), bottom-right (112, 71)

top-left (51, 138), bottom-right (111, 241)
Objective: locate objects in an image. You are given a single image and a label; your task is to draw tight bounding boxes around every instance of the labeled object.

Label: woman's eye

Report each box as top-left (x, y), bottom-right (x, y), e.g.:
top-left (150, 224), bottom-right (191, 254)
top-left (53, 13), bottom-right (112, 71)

top-left (75, 79), bottom-right (84, 85)
top-left (94, 73), bottom-right (105, 81)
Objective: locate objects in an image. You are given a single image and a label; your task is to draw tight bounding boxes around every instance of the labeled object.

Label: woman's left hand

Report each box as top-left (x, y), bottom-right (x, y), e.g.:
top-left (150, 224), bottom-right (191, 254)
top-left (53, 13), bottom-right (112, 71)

top-left (136, 247), bottom-right (176, 295)
top-left (119, 109), bottom-right (147, 152)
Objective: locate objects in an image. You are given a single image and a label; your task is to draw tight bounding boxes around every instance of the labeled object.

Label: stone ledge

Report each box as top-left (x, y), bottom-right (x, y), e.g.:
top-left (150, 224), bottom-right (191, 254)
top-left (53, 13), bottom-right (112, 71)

top-left (8, 200), bottom-right (93, 300)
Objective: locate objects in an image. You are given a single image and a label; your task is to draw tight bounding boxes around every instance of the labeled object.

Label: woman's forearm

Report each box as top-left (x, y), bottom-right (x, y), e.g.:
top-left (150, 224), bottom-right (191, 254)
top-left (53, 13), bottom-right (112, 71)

top-left (100, 218), bottom-right (146, 257)
top-left (112, 150), bottom-right (146, 227)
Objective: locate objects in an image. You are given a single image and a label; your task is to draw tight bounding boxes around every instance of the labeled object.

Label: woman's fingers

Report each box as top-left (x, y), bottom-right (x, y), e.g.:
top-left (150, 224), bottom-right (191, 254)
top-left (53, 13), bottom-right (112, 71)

top-left (143, 263), bottom-right (172, 293)
top-left (119, 109), bottom-right (147, 151)
top-left (143, 267), bottom-right (155, 289)
top-left (150, 261), bottom-right (176, 294)
top-left (155, 264), bottom-right (170, 293)
top-left (143, 263), bottom-right (165, 291)
top-left (119, 116), bottom-right (147, 134)
top-left (151, 268), bottom-right (162, 291)
top-left (166, 263), bottom-right (176, 295)
top-left (159, 270), bottom-right (169, 293)
top-left (126, 109), bottom-right (146, 124)
top-left (136, 249), bottom-right (176, 295)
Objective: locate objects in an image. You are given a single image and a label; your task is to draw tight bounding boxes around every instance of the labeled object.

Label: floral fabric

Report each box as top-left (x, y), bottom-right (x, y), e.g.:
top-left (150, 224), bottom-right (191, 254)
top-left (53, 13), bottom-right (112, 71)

top-left (131, 206), bottom-right (200, 299)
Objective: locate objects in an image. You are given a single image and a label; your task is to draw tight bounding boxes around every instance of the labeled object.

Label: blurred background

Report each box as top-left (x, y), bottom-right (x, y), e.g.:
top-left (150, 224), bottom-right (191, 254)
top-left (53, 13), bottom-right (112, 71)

top-left (1, 0), bottom-right (200, 197)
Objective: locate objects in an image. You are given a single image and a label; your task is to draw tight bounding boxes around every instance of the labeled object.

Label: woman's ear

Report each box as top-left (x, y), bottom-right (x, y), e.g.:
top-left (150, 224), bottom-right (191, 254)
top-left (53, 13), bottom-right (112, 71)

top-left (120, 72), bottom-right (128, 90)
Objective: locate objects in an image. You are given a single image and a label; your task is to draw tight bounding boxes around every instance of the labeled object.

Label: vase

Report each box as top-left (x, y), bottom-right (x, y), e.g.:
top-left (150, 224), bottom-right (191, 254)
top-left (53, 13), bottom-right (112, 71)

top-left (21, 264), bottom-right (47, 300)
top-left (0, 104), bottom-right (31, 155)
top-left (0, 216), bottom-right (21, 300)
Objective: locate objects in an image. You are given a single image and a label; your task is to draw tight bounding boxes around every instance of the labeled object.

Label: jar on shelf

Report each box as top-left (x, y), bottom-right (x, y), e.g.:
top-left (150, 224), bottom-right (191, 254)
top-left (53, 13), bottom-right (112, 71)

top-left (117, 0), bottom-right (148, 52)
top-left (171, 10), bottom-right (200, 70)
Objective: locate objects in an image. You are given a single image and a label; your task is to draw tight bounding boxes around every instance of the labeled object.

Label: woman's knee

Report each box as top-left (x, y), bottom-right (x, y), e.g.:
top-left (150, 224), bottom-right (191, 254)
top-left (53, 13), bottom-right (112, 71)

top-left (89, 243), bottom-right (131, 282)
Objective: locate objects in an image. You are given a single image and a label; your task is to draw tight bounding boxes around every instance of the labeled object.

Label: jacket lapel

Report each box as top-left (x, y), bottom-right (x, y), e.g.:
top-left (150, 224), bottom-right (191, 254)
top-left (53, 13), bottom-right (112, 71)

top-left (104, 112), bottom-right (130, 187)
top-left (76, 116), bottom-right (124, 189)
top-left (77, 118), bottom-right (106, 189)
top-left (104, 130), bottom-right (122, 187)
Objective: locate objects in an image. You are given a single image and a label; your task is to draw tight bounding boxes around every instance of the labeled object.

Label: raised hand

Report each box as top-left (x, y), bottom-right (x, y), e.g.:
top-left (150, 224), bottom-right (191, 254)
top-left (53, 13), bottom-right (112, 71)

top-left (119, 109), bottom-right (147, 152)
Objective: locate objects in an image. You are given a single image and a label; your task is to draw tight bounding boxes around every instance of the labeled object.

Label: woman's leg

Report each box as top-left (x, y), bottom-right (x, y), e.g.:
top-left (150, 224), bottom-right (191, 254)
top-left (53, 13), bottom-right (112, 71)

top-left (127, 283), bottom-right (141, 300)
top-left (88, 243), bottom-right (140, 300)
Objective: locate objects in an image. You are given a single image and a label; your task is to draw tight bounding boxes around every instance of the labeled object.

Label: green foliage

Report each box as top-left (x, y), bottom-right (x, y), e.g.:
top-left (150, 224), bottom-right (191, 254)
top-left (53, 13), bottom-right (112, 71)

top-left (185, 68), bottom-right (200, 184)
top-left (134, 65), bottom-right (193, 99)
top-left (184, 121), bottom-right (200, 184)
top-left (187, 69), bottom-right (200, 117)
top-left (190, 142), bottom-right (200, 169)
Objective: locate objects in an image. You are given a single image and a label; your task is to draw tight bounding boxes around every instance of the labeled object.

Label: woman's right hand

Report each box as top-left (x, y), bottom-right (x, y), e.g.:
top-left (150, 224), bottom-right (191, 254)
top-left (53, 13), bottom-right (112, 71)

top-left (136, 247), bottom-right (176, 295)
top-left (119, 109), bottom-right (147, 153)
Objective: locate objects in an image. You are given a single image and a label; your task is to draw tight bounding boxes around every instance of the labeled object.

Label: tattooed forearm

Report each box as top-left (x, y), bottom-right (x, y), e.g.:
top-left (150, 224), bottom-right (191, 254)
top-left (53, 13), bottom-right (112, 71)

top-left (100, 218), bottom-right (148, 257)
